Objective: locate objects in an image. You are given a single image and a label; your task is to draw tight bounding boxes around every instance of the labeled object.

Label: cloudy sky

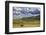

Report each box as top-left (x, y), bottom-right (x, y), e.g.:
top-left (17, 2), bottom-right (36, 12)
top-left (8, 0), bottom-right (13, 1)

top-left (13, 7), bottom-right (40, 19)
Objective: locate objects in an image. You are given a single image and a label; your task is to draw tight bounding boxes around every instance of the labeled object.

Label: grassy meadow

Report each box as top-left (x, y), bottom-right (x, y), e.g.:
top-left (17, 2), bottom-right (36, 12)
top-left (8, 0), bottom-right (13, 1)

top-left (13, 15), bottom-right (40, 28)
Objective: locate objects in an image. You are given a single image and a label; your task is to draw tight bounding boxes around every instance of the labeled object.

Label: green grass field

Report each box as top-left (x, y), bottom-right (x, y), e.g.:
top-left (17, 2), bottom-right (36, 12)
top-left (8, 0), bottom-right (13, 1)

top-left (13, 15), bottom-right (40, 28)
